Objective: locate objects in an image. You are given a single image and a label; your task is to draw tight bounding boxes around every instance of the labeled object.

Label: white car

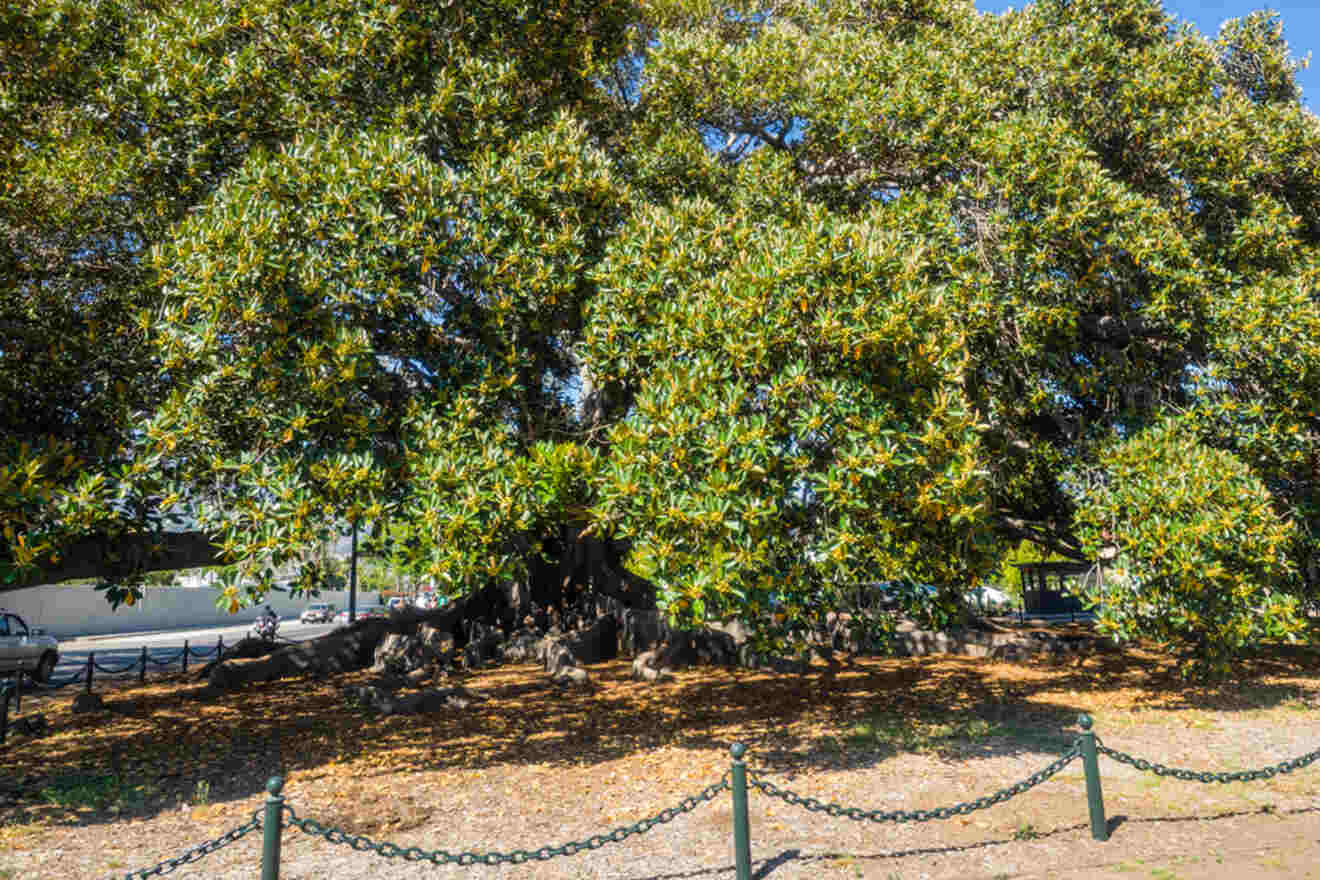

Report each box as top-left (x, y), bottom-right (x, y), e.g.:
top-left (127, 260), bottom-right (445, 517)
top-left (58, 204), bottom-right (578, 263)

top-left (333, 605), bottom-right (390, 625)
top-left (299, 602), bottom-right (337, 623)
top-left (966, 586), bottom-right (1010, 610)
top-left (0, 610), bottom-right (60, 682)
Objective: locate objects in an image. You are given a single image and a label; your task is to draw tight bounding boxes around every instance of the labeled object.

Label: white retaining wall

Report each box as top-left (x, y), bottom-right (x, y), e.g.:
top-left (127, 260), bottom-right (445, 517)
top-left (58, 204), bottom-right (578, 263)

top-left (0, 585), bottom-right (362, 638)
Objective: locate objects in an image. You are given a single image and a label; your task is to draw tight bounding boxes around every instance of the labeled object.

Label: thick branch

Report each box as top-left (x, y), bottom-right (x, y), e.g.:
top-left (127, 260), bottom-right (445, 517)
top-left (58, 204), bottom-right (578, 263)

top-left (4, 530), bottom-right (223, 592)
top-left (993, 515), bottom-right (1088, 562)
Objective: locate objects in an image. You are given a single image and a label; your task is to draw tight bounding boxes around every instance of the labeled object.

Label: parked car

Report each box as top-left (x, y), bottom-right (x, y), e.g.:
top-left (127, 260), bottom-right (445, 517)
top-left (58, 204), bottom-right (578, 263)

top-left (0, 610), bottom-right (60, 682)
top-left (299, 602), bottom-right (338, 623)
top-left (333, 605), bottom-right (390, 625)
top-left (965, 586), bottom-right (1010, 612)
top-left (870, 581), bottom-right (937, 610)
top-left (415, 592), bottom-right (446, 610)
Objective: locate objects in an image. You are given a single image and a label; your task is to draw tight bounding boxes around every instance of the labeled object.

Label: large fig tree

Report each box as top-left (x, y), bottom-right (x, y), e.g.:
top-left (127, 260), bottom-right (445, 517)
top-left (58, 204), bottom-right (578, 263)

top-left (3, 0), bottom-right (1318, 663)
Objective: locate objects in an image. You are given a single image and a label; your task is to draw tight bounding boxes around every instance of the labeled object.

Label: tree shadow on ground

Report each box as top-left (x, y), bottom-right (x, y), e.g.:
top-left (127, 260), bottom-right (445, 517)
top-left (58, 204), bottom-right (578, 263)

top-left (3, 644), bottom-right (1318, 829)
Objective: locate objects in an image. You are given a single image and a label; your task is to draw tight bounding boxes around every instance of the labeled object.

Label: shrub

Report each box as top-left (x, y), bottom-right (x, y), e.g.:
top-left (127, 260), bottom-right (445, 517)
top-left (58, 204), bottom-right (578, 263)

top-left (1076, 419), bottom-right (1304, 676)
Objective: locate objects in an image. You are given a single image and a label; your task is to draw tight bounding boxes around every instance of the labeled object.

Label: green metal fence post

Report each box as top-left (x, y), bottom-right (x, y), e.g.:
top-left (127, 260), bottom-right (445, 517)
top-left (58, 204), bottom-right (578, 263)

top-left (1, 682), bottom-right (10, 745)
top-left (85, 652), bottom-right (94, 694)
top-left (139, 646), bottom-right (148, 684)
top-left (730, 743), bottom-right (752, 880)
top-left (13, 670), bottom-right (21, 715)
top-left (182, 640), bottom-right (189, 674)
top-left (1078, 714), bottom-right (1108, 841)
top-left (262, 776), bottom-right (285, 880)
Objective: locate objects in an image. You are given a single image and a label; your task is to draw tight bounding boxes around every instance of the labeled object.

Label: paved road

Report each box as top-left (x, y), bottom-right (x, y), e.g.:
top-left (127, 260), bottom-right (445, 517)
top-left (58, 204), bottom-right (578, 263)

top-left (48, 619), bottom-right (341, 683)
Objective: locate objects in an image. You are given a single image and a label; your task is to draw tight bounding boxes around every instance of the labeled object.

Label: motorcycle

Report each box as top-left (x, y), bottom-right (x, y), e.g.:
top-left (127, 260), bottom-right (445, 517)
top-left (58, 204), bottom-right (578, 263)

top-left (249, 614), bottom-right (280, 642)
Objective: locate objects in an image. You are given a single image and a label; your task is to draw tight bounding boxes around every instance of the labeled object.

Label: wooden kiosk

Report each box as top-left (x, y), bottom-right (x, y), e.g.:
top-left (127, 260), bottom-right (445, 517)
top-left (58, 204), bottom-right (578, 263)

top-left (1013, 561), bottom-right (1100, 619)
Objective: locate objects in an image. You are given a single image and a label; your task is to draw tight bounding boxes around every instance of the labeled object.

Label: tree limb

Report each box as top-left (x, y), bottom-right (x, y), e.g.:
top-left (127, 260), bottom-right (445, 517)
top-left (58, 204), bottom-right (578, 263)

top-left (993, 514), bottom-right (1088, 561)
top-left (3, 530), bottom-right (223, 592)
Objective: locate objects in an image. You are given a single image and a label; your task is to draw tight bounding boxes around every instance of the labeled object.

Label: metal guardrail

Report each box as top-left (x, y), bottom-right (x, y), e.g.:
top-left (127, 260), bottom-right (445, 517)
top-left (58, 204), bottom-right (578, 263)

top-left (113, 713), bottom-right (1320, 879)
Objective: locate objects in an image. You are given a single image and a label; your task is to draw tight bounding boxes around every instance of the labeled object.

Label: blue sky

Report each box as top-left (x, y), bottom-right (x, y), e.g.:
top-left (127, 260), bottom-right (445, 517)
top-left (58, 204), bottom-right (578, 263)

top-left (976, 1), bottom-right (1319, 107)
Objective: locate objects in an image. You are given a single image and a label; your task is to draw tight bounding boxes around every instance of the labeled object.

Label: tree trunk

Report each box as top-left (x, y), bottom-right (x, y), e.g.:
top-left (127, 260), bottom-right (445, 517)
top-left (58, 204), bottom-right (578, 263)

top-left (202, 531), bottom-right (662, 691)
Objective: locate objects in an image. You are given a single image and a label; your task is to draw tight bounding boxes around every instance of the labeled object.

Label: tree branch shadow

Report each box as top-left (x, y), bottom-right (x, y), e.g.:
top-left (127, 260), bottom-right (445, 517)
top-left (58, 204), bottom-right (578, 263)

top-left (5, 645), bottom-right (1319, 829)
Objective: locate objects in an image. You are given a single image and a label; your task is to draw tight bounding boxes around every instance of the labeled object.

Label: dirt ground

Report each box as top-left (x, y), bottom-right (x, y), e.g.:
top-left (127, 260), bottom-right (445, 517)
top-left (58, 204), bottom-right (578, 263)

top-left (1, 637), bottom-right (1318, 879)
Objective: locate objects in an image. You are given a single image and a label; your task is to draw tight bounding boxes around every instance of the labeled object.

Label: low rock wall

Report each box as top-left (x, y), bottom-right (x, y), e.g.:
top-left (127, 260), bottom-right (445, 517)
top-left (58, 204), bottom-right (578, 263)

top-left (891, 625), bottom-right (1113, 661)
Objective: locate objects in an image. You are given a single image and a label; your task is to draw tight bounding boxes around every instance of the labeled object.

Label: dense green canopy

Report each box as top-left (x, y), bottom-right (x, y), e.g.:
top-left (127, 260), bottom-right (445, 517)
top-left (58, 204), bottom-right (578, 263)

top-left (4, 0), bottom-right (1318, 657)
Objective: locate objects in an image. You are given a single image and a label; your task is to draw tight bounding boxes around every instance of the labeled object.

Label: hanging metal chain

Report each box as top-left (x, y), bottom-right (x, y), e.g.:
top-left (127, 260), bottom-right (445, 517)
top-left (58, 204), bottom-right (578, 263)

top-left (748, 741), bottom-right (1082, 823)
top-left (1096, 739), bottom-right (1320, 783)
top-left (118, 810), bottom-right (262, 878)
top-left (283, 775), bottom-right (730, 864)
top-left (93, 658), bottom-right (140, 674)
top-left (145, 650), bottom-right (186, 667)
top-left (31, 669), bottom-right (84, 689)
top-left (14, 668), bottom-right (83, 692)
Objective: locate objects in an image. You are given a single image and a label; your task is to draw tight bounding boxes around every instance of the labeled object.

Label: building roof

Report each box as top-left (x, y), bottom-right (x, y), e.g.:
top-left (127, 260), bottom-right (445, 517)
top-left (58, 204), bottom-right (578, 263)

top-left (1011, 561), bottom-right (1095, 574)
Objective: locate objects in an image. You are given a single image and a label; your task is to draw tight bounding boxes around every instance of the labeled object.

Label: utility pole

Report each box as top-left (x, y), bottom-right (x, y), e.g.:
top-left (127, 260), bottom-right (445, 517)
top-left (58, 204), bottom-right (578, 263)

top-left (349, 521), bottom-right (358, 623)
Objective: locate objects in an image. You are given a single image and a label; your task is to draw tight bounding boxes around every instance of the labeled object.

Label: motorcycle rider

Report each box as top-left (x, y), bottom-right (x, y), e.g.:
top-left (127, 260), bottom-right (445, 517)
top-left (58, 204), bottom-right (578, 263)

top-left (257, 604), bottom-right (279, 639)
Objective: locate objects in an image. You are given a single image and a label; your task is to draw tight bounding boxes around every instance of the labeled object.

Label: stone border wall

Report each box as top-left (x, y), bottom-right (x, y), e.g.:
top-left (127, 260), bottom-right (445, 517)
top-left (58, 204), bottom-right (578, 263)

top-left (892, 625), bottom-right (1113, 661)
